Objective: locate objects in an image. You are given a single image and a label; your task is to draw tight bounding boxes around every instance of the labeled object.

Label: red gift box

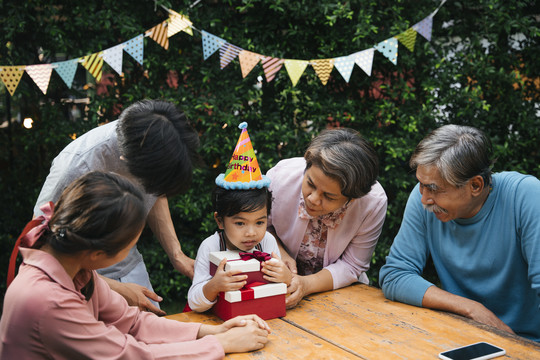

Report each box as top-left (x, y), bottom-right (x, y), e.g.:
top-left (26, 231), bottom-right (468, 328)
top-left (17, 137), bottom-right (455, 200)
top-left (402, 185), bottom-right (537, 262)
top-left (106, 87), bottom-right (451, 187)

top-left (213, 282), bottom-right (287, 321)
top-left (209, 250), bottom-right (269, 285)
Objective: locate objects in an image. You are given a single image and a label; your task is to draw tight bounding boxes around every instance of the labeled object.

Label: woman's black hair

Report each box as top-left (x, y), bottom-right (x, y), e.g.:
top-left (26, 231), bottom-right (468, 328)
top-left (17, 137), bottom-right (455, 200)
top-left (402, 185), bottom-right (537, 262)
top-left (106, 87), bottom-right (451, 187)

top-left (212, 186), bottom-right (272, 219)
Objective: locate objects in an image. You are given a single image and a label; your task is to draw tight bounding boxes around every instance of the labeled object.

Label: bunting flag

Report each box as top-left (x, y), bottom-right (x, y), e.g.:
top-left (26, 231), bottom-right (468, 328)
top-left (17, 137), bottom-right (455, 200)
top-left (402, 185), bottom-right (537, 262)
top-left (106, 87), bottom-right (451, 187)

top-left (311, 59), bottom-right (335, 86)
top-left (146, 21), bottom-right (169, 50)
top-left (353, 49), bottom-right (375, 76)
top-left (261, 56), bottom-right (284, 83)
top-left (284, 60), bottom-right (309, 87)
top-left (220, 43), bottom-right (242, 69)
top-left (81, 52), bottom-right (104, 82)
top-left (238, 50), bottom-right (261, 78)
top-left (202, 31), bottom-right (226, 60)
top-left (53, 59), bottom-right (79, 88)
top-left (397, 27), bottom-right (418, 52)
top-left (25, 64), bottom-right (53, 94)
top-left (0, 66), bottom-right (25, 96)
top-left (168, 11), bottom-right (193, 37)
top-left (413, 15), bottom-right (433, 41)
top-left (123, 35), bottom-right (144, 65)
top-left (103, 44), bottom-right (124, 75)
top-left (333, 55), bottom-right (355, 83)
top-left (375, 37), bottom-right (398, 65)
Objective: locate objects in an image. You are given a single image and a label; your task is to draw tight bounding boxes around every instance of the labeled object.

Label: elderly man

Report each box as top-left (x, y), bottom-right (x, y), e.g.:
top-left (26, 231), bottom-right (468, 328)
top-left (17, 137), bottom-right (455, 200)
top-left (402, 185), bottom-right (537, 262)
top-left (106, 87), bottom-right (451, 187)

top-left (34, 99), bottom-right (200, 315)
top-left (379, 124), bottom-right (540, 342)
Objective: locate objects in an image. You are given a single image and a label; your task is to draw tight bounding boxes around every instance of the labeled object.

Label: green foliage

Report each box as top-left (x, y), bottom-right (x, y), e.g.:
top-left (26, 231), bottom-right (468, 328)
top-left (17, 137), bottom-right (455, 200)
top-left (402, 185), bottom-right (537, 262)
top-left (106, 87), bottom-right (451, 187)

top-left (0, 0), bottom-right (538, 311)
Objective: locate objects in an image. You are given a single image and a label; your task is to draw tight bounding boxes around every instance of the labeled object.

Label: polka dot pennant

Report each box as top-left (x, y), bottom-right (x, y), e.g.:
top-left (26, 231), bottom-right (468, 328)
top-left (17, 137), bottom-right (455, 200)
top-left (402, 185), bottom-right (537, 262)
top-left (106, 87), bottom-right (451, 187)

top-left (413, 15), bottom-right (433, 42)
top-left (103, 44), bottom-right (124, 75)
top-left (25, 64), bottom-right (53, 94)
top-left (353, 48), bottom-right (374, 76)
top-left (201, 30), bottom-right (226, 60)
top-left (238, 50), bottom-right (261, 78)
top-left (397, 28), bottom-right (418, 52)
top-left (0, 66), bottom-right (25, 96)
top-left (284, 60), bottom-right (309, 87)
top-left (53, 59), bottom-right (79, 88)
top-left (123, 35), bottom-right (144, 65)
top-left (333, 55), bottom-right (355, 83)
top-left (375, 37), bottom-right (398, 65)
top-left (311, 59), bottom-right (335, 86)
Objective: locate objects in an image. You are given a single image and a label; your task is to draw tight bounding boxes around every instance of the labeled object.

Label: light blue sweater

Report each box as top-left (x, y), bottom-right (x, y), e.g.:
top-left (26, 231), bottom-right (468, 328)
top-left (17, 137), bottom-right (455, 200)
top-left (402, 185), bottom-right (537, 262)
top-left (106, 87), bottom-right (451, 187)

top-left (380, 172), bottom-right (540, 342)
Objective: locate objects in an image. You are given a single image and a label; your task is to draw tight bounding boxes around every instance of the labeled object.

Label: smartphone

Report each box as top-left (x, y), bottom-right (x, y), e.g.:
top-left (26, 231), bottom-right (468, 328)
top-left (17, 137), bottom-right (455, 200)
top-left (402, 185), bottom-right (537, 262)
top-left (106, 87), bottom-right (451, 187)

top-left (439, 342), bottom-right (505, 360)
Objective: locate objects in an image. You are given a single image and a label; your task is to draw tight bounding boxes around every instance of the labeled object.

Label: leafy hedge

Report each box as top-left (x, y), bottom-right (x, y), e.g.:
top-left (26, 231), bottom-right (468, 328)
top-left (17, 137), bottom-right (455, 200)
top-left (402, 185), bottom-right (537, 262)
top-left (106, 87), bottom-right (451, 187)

top-left (1, 0), bottom-right (538, 311)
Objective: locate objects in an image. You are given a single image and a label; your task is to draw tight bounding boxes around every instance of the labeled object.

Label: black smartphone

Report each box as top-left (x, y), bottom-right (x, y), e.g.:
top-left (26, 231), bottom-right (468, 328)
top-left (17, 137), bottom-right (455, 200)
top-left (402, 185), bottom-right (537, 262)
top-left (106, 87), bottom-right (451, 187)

top-left (439, 342), bottom-right (505, 360)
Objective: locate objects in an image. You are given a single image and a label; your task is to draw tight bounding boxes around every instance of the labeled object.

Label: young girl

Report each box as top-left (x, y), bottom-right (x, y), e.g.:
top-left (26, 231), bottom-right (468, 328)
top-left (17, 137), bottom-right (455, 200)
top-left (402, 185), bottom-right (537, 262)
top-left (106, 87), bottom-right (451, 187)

top-left (187, 186), bottom-right (293, 312)
top-left (0, 171), bottom-right (270, 359)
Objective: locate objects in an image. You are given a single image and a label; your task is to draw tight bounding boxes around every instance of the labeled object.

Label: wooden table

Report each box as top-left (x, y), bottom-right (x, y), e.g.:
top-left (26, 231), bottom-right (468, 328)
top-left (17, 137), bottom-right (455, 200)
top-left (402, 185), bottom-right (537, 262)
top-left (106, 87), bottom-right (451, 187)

top-left (166, 284), bottom-right (540, 359)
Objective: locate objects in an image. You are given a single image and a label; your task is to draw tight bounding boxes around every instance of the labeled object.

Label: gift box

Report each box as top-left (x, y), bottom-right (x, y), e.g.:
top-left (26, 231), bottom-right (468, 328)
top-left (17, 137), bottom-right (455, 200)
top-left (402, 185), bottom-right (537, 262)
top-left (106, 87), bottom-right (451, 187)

top-left (209, 250), bottom-right (269, 285)
top-left (213, 282), bottom-right (287, 321)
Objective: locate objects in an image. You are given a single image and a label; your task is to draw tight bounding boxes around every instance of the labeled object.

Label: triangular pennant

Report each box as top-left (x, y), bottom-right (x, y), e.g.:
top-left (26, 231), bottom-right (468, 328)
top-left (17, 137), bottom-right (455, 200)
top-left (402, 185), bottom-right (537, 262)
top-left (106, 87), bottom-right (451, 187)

top-left (333, 55), bottom-right (355, 83)
top-left (219, 43), bottom-right (242, 69)
top-left (167, 11), bottom-right (193, 37)
top-left (25, 64), bottom-right (53, 94)
top-left (238, 50), bottom-right (261, 78)
top-left (311, 59), bottom-right (334, 86)
top-left (53, 59), bottom-right (79, 88)
top-left (353, 49), bottom-right (375, 76)
top-left (0, 66), bottom-right (25, 96)
top-left (123, 34), bottom-right (144, 65)
top-left (375, 37), bottom-right (398, 65)
top-left (201, 31), bottom-right (226, 60)
top-left (103, 44), bottom-right (124, 75)
top-left (412, 15), bottom-right (433, 41)
top-left (397, 27), bottom-right (418, 52)
top-left (81, 52), bottom-right (104, 82)
top-left (261, 56), bottom-right (284, 83)
top-left (284, 60), bottom-right (309, 87)
top-left (146, 21), bottom-right (169, 50)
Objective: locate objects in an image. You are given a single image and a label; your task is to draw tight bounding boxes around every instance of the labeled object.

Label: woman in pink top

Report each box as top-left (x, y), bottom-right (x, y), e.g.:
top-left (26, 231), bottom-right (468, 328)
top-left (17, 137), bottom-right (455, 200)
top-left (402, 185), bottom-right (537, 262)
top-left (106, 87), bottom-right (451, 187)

top-left (0, 171), bottom-right (269, 359)
top-left (267, 129), bottom-right (387, 308)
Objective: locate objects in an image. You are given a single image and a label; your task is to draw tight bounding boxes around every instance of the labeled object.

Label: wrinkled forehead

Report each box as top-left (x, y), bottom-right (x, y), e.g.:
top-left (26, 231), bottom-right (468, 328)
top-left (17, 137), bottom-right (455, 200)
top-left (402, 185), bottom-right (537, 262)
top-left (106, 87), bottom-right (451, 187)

top-left (415, 165), bottom-right (447, 189)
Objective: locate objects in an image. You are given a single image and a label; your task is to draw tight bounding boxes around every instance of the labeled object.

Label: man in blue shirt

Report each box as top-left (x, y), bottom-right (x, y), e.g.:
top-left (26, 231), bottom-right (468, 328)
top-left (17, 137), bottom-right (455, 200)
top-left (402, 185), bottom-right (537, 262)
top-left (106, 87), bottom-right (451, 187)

top-left (379, 124), bottom-right (540, 342)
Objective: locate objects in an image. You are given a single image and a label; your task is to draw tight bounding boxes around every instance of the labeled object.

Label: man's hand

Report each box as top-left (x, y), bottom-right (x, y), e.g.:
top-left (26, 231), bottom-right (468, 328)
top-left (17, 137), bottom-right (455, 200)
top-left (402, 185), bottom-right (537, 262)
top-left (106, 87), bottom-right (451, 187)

top-left (175, 253), bottom-right (195, 279)
top-left (465, 301), bottom-right (515, 334)
top-left (103, 276), bottom-right (166, 316)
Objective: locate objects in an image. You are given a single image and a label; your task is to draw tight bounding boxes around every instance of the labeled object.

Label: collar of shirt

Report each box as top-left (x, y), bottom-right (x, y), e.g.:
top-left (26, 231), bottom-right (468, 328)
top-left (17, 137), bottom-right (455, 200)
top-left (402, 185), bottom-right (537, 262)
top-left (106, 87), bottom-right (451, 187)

top-left (20, 248), bottom-right (92, 301)
top-left (297, 196), bottom-right (352, 229)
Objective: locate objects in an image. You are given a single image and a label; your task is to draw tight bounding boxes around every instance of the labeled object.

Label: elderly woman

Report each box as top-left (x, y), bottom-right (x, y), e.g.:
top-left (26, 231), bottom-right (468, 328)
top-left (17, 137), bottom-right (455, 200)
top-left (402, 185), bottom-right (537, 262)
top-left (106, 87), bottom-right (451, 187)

top-left (267, 128), bottom-right (387, 308)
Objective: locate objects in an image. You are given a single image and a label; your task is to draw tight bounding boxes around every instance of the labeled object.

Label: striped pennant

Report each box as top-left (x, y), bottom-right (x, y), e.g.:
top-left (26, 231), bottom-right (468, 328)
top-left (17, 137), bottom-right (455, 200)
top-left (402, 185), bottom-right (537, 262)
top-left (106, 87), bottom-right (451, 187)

top-left (81, 52), bottom-right (104, 82)
top-left (25, 64), bottom-right (53, 94)
top-left (146, 21), bottom-right (169, 50)
top-left (219, 43), bottom-right (242, 69)
top-left (261, 56), bottom-right (284, 83)
top-left (0, 66), bottom-right (25, 96)
top-left (167, 11), bottom-right (193, 37)
top-left (311, 59), bottom-right (334, 86)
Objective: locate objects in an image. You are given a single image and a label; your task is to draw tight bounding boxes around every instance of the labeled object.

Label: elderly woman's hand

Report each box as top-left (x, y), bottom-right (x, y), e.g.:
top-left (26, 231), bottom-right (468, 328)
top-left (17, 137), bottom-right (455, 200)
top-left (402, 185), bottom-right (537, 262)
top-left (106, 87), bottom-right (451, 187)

top-left (285, 274), bottom-right (306, 309)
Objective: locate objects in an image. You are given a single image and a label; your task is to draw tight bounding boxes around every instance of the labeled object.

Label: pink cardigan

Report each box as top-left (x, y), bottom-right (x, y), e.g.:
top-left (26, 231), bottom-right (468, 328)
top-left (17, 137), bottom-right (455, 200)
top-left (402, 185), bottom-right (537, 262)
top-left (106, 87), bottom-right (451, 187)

top-left (0, 248), bottom-right (224, 359)
top-left (267, 158), bottom-right (387, 288)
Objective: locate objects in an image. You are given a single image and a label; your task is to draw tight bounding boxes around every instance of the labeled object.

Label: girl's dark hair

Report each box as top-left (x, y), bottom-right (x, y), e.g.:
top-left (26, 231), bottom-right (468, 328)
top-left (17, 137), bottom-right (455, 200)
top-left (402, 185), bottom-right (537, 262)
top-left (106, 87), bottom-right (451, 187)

top-left (117, 100), bottom-right (201, 197)
top-left (43, 171), bottom-right (146, 299)
top-left (212, 186), bottom-right (272, 219)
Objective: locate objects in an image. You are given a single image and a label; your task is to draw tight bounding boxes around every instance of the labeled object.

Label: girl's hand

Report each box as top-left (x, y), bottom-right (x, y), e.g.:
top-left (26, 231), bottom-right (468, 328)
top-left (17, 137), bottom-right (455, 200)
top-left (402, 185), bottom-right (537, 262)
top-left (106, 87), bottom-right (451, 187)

top-left (214, 319), bottom-right (269, 353)
top-left (221, 315), bottom-right (271, 333)
top-left (203, 258), bottom-right (247, 302)
top-left (261, 252), bottom-right (293, 285)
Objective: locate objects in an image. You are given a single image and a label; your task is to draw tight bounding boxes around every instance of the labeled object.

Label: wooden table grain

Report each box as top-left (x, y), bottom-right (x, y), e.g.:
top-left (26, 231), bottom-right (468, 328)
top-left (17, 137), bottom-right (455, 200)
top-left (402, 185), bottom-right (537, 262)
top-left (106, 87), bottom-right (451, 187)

top-left (167, 284), bottom-right (540, 359)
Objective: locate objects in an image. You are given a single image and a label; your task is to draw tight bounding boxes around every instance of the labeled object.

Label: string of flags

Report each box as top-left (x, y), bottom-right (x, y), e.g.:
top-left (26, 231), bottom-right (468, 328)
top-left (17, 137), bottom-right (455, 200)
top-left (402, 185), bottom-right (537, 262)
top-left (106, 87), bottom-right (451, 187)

top-left (0, 1), bottom-right (446, 96)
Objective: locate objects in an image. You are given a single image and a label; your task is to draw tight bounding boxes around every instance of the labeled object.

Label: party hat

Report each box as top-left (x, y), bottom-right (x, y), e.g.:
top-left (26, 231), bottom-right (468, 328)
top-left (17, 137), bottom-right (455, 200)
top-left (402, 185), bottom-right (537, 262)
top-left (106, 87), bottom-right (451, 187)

top-left (215, 122), bottom-right (271, 190)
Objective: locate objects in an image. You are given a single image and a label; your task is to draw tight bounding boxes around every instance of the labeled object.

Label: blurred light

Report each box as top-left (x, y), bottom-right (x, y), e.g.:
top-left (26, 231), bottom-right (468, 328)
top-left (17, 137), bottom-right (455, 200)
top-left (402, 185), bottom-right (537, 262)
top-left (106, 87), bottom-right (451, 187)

top-left (23, 117), bottom-right (33, 129)
top-left (69, 133), bottom-right (77, 140)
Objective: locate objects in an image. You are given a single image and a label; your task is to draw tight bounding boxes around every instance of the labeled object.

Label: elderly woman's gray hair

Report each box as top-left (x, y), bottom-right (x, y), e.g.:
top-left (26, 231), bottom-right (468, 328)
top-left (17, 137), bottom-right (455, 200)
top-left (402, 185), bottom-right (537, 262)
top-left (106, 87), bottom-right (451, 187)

top-left (304, 128), bottom-right (379, 198)
top-left (410, 124), bottom-right (493, 187)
